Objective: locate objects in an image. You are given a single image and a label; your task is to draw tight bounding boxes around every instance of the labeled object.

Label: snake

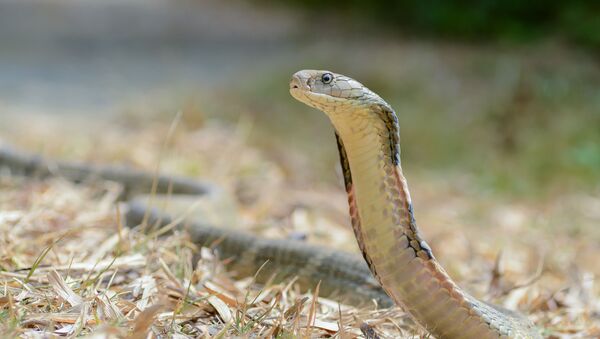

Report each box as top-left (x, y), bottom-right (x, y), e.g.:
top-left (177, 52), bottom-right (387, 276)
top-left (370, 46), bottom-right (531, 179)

top-left (290, 70), bottom-right (541, 338)
top-left (0, 70), bottom-right (541, 338)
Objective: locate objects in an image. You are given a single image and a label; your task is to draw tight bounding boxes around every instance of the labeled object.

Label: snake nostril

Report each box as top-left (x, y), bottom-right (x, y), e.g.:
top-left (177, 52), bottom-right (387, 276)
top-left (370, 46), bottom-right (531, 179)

top-left (290, 76), bottom-right (304, 90)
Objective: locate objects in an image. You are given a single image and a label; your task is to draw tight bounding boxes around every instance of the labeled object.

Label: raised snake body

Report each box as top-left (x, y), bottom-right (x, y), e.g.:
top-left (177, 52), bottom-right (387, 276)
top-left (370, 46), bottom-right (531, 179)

top-left (290, 70), bottom-right (540, 338)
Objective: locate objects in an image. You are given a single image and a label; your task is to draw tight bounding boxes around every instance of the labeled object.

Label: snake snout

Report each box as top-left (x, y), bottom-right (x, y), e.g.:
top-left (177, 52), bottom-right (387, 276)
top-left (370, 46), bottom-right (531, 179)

top-left (289, 75), bottom-right (304, 91)
top-left (290, 71), bottom-right (314, 92)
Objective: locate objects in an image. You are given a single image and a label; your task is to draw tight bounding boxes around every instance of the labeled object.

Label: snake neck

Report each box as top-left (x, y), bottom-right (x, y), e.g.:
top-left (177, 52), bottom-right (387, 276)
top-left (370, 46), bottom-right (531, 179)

top-left (333, 116), bottom-right (444, 281)
top-left (332, 112), bottom-right (511, 338)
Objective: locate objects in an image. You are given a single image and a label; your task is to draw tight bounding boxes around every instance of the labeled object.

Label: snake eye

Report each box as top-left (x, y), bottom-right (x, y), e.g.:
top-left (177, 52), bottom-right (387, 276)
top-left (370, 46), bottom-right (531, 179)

top-left (321, 73), bottom-right (333, 84)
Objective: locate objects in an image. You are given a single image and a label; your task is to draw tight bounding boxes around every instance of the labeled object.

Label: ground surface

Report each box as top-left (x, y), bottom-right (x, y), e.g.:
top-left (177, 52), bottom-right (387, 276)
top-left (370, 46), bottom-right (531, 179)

top-left (1, 115), bottom-right (599, 338)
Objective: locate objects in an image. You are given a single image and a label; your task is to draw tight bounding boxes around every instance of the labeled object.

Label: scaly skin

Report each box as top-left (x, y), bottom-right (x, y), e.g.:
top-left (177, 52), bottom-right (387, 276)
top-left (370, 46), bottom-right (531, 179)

top-left (290, 70), bottom-right (541, 338)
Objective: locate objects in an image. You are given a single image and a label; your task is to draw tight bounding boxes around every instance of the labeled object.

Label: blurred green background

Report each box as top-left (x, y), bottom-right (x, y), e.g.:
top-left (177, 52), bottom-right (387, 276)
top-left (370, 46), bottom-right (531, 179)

top-left (1, 0), bottom-right (598, 197)
top-left (275, 0), bottom-right (600, 49)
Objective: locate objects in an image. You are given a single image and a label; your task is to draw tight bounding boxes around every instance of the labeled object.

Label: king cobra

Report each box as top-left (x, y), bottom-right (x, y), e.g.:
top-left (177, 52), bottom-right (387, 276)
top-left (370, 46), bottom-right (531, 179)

top-left (0, 71), bottom-right (541, 338)
top-left (290, 70), bottom-right (540, 338)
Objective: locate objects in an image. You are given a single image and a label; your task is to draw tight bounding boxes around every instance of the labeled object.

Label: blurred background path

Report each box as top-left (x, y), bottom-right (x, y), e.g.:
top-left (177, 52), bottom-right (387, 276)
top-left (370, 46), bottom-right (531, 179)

top-left (0, 0), bottom-right (305, 116)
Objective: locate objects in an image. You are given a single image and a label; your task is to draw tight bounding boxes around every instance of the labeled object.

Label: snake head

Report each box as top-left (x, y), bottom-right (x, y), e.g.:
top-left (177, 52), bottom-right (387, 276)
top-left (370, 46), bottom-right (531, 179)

top-left (290, 70), bottom-right (383, 115)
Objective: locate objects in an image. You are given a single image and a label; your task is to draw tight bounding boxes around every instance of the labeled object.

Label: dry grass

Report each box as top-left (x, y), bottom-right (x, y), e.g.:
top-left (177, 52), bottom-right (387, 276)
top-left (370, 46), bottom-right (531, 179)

top-left (1, 113), bottom-right (600, 338)
top-left (0, 176), bottom-right (416, 338)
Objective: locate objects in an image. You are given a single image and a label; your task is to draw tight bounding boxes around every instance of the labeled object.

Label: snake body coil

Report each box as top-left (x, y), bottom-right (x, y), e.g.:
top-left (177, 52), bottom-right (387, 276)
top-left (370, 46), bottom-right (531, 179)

top-left (290, 70), bottom-right (540, 338)
top-left (0, 146), bottom-right (391, 306)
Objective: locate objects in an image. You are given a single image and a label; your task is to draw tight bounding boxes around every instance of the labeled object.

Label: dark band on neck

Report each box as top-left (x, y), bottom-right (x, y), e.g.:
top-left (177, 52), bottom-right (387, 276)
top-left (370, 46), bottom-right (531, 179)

top-left (335, 132), bottom-right (353, 192)
top-left (374, 103), bottom-right (401, 166)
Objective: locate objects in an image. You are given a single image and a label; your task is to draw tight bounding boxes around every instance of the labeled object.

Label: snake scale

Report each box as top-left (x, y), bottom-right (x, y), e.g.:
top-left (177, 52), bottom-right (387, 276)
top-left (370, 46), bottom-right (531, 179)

top-left (0, 70), bottom-right (541, 338)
